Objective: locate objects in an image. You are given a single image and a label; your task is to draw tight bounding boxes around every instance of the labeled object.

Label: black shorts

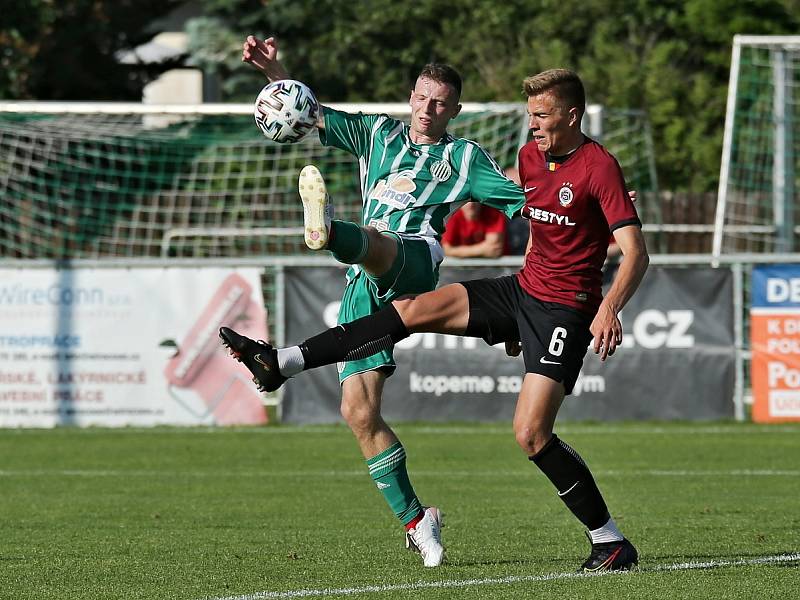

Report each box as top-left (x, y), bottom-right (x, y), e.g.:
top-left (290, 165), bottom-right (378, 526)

top-left (460, 275), bottom-right (594, 395)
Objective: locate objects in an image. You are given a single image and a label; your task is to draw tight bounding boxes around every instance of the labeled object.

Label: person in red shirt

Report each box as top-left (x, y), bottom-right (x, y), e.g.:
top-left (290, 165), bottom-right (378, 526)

top-left (442, 202), bottom-right (507, 257)
top-left (220, 68), bottom-right (649, 572)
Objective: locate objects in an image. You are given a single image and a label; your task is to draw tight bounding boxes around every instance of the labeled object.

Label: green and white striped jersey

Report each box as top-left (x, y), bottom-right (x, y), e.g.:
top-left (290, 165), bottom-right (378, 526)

top-left (320, 108), bottom-right (525, 250)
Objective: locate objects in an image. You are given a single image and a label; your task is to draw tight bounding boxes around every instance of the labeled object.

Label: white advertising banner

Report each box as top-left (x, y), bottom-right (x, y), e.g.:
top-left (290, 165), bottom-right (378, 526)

top-left (0, 268), bottom-right (268, 427)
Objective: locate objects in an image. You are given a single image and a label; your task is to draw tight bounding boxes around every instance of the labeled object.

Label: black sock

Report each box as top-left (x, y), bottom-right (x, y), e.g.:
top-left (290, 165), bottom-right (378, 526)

top-left (299, 305), bottom-right (409, 369)
top-left (530, 434), bottom-right (610, 530)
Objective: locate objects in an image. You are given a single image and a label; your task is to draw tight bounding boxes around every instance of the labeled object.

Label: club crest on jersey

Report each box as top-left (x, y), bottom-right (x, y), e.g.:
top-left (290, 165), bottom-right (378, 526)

top-left (558, 182), bottom-right (574, 207)
top-left (429, 160), bottom-right (452, 182)
top-left (370, 171), bottom-right (418, 209)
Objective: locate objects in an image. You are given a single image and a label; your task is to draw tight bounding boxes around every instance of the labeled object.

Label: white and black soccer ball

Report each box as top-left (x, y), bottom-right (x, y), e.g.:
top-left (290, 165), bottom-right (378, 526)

top-left (253, 79), bottom-right (319, 144)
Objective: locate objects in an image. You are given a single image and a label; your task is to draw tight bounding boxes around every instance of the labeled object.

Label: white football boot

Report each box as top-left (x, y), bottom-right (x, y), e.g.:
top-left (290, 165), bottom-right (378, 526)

top-left (405, 506), bottom-right (445, 567)
top-left (298, 164), bottom-right (333, 250)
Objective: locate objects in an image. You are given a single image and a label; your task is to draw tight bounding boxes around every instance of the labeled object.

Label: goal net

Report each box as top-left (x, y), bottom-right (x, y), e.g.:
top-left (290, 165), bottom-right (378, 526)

top-left (713, 35), bottom-right (800, 257)
top-left (0, 101), bottom-right (659, 261)
top-left (0, 102), bottom-right (527, 260)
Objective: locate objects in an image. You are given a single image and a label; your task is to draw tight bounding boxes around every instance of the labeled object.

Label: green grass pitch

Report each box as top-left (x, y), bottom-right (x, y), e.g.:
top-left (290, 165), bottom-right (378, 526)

top-left (1, 422), bottom-right (798, 599)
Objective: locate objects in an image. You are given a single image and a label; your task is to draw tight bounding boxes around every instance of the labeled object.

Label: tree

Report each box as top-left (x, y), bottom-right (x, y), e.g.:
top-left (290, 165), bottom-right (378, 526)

top-left (0, 0), bottom-right (184, 100)
top-left (4, 0), bottom-right (797, 190)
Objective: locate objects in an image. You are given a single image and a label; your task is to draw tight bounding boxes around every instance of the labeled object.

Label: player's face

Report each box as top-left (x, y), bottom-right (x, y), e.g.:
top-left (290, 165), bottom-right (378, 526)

top-left (409, 77), bottom-right (461, 144)
top-left (527, 92), bottom-right (581, 155)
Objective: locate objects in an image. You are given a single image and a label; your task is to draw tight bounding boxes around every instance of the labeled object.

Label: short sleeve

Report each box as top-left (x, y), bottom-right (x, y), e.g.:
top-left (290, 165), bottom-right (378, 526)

top-left (319, 107), bottom-right (386, 158)
top-left (466, 146), bottom-right (526, 219)
top-left (591, 156), bottom-right (641, 232)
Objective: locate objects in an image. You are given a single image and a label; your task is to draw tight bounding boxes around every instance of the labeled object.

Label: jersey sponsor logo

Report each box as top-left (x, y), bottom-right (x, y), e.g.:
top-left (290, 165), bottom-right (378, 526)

top-left (429, 160), bottom-right (452, 182)
top-left (524, 206), bottom-right (577, 226)
top-left (524, 185), bottom-right (537, 193)
top-left (370, 171), bottom-right (418, 209)
top-left (558, 182), bottom-right (574, 207)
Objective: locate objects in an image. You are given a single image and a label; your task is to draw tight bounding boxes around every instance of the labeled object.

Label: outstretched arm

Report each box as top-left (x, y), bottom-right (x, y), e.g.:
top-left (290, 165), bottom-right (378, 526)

top-left (242, 35), bottom-right (325, 129)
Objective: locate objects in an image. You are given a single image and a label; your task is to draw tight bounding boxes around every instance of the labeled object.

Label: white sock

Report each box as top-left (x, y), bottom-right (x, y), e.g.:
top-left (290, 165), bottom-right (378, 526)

top-left (589, 518), bottom-right (624, 544)
top-left (276, 346), bottom-right (305, 377)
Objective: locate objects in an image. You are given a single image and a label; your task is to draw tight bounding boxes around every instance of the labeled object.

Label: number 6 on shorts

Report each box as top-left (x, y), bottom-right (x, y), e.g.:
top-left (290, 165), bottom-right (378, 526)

top-left (548, 327), bottom-right (567, 356)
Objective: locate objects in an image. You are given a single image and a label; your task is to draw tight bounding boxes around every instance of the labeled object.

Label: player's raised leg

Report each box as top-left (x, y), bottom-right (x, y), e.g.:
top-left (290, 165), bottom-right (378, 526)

top-left (298, 165), bottom-right (332, 250)
top-left (219, 328), bottom-right (285, 392)
top-left (219, 283), bottom-right (470, 391)
top-left (299, 165), bottom-right (400, 276)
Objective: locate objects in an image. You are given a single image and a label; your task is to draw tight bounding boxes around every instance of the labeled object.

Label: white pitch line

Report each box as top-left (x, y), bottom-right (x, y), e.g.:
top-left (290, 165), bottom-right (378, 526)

top-left (1, 468), bottom-right (799, 478)
top-left (2, 468), bottom-right (799, 479)
top-left (200, 553), bottom-right (800, 600)
top-left (5, 424), bottom-right (800, 436)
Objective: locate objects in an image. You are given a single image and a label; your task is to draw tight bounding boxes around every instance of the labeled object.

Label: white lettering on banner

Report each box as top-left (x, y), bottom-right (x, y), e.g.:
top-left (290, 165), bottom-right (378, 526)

top-left (768, 361), bottom-right (800, 388)
top-left (409, 372), bottom-right (495, 396)
top-left (407, 372), bottom-right (606, 397)
top-left (766, 338), bottom-right (800, 354)
top-left (620, 309), bottom-right (695, 349)
top-left (766, 318), bottom-right (800, 335)
top-left (769, 390), bottom-right (800, 417)
top-left (572, 374), bottom-right (606, 396)
top-left (766, 278), bottom-right (800, 303)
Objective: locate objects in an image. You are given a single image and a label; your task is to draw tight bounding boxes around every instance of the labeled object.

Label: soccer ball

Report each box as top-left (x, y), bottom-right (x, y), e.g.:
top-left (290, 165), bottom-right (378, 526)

top-left (253, 79), bottom-right (319, 144)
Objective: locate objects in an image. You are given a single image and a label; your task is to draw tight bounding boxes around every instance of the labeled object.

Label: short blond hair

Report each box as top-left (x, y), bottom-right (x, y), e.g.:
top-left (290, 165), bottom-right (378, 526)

top-left (523, 69), bottom-right (585, 116)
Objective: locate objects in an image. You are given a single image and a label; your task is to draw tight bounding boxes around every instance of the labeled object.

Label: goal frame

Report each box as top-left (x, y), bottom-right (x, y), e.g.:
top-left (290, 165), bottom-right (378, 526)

top-left (713, 35), bottom-right (800, 259)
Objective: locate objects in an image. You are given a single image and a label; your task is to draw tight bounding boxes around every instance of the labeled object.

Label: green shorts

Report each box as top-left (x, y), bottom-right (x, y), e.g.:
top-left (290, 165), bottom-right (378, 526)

top-left (337, 234), bottom-right (440, 383)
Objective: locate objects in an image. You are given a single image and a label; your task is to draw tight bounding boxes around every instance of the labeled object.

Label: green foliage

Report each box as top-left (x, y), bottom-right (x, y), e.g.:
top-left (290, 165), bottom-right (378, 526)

top-left (190, 0), bottom-right (798, 190)
top-left (3, 0), bottom-right (798, 190)
top-left (0, 0), bottom-right (184, 100)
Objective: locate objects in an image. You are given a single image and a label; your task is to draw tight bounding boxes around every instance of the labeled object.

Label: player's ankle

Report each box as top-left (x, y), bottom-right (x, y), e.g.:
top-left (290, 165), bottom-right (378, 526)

top-left (405, 509), bottom-right (426, 531)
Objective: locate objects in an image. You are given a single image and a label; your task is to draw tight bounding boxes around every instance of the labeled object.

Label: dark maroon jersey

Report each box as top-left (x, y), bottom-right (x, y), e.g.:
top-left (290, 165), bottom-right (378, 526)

top-left (516, 138), bottom-right (640, 314)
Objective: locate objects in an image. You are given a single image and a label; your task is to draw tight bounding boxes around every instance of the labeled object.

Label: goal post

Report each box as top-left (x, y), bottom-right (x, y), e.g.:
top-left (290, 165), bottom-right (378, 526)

top-left (713, 35), bottom-right (800, 258)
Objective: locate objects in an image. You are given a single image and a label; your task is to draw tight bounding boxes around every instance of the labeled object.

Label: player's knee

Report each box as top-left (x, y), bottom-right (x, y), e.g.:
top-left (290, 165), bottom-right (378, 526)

top-left (514, 424), bottom-right (550, 455)
top-left (361, 228), bottom-right (398, 275)
top-left (392, 296), bottom-right (422, 327)
top-left (340, 396), bottom-right (379, 434)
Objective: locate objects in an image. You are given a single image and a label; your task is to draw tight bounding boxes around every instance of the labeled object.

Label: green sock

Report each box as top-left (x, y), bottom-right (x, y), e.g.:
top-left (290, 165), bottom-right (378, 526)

top-left (328, 220), bottom-right (369, 264)
top-left (367, 442), bottom-right (423, 525)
